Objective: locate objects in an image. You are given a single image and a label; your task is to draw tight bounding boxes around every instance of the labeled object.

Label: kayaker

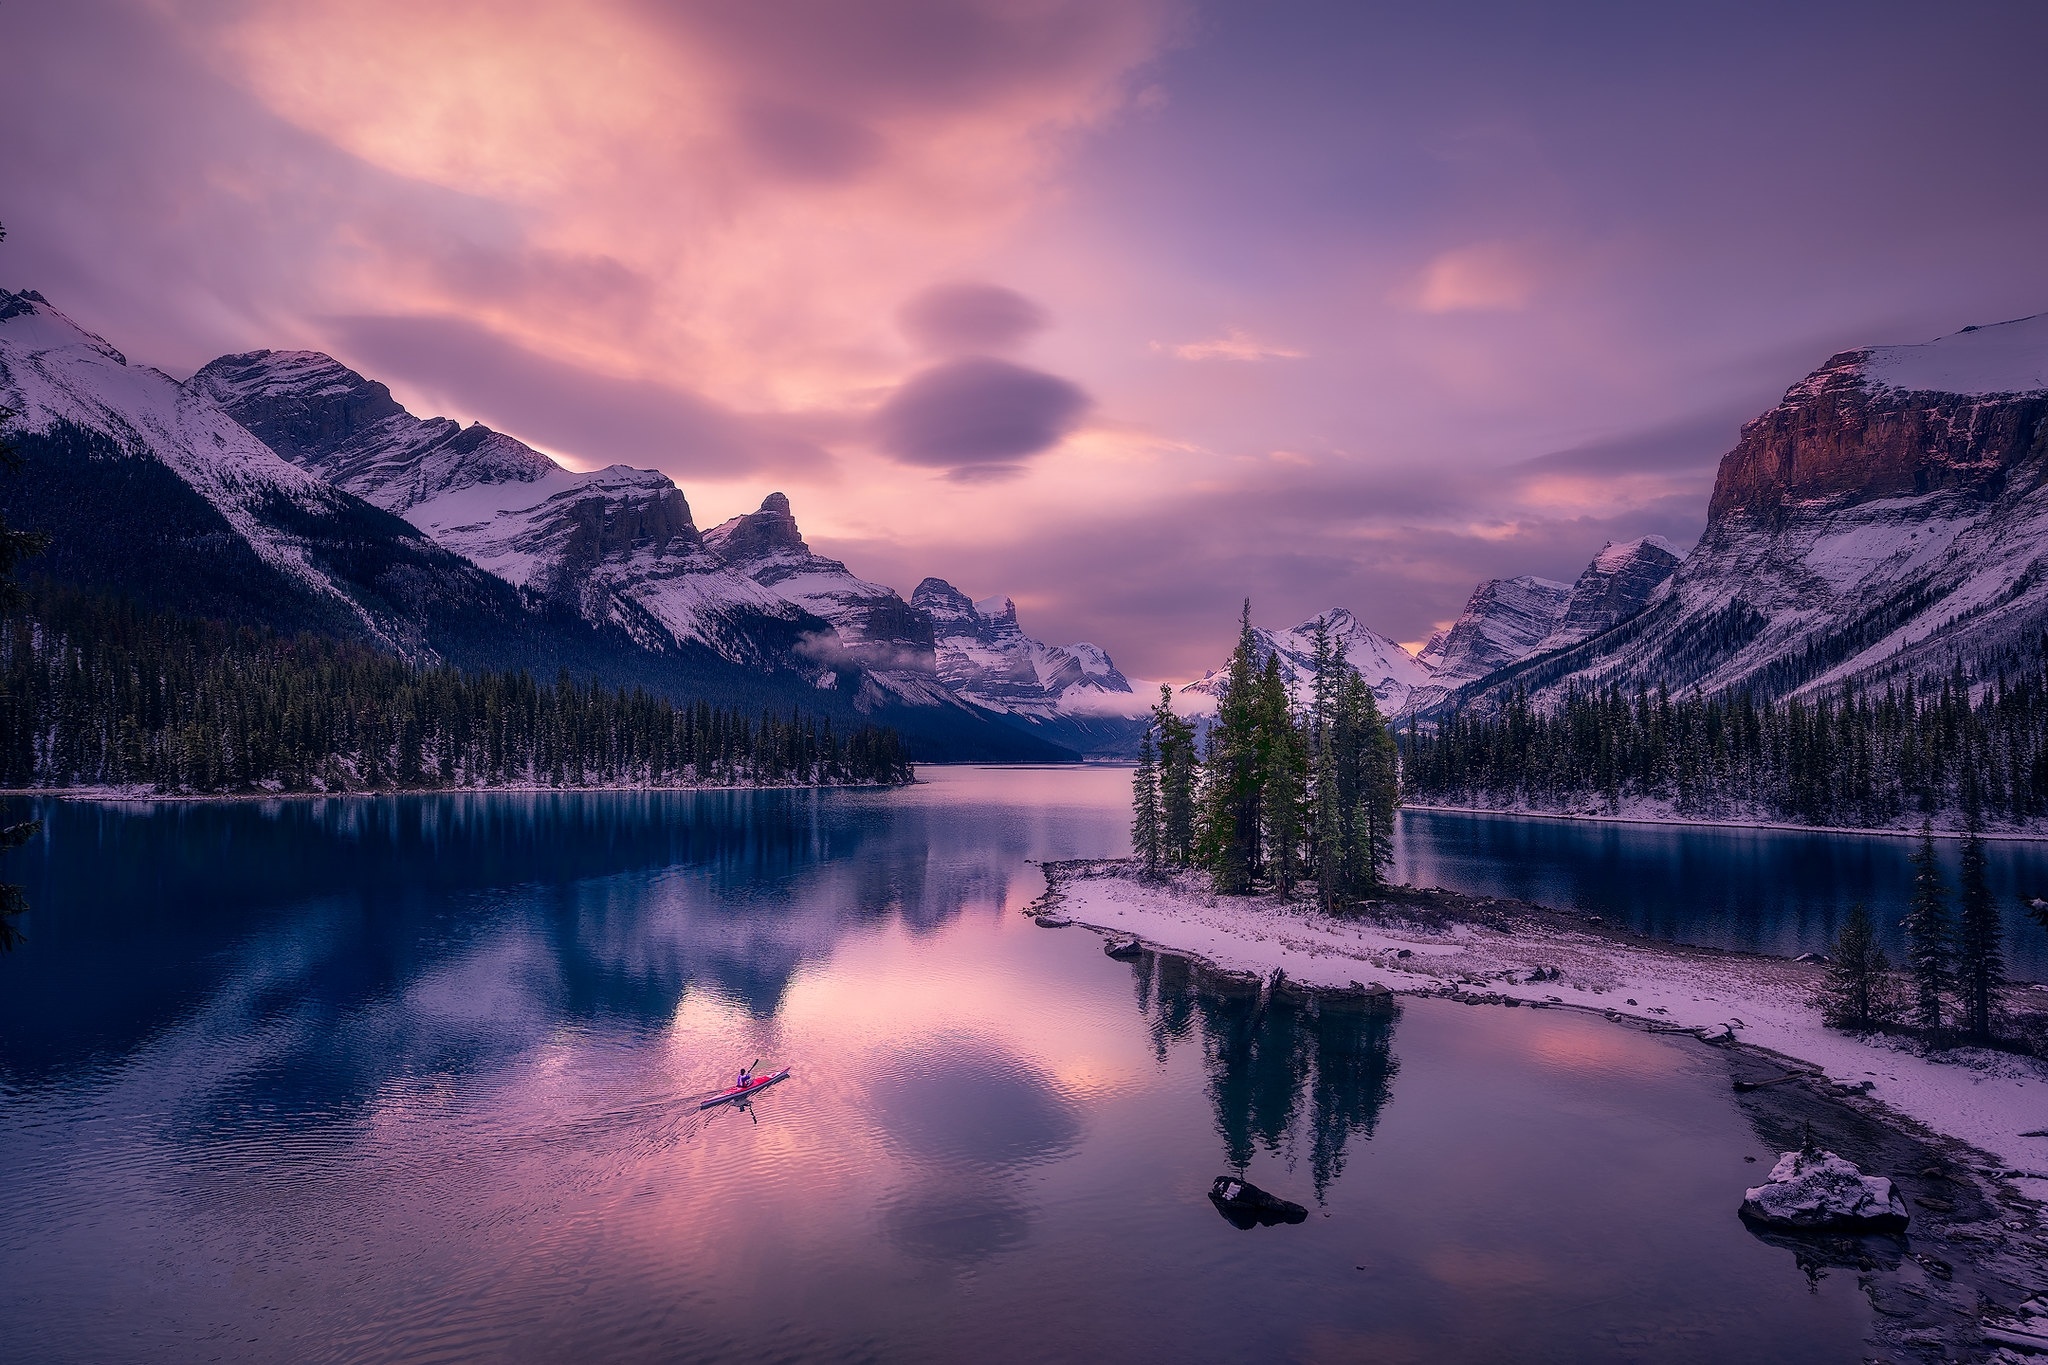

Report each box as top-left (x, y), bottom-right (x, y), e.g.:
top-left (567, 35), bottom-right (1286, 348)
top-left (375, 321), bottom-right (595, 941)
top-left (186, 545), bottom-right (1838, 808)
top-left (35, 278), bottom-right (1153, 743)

top-left (735, 1066), bottom-right (752, 1090)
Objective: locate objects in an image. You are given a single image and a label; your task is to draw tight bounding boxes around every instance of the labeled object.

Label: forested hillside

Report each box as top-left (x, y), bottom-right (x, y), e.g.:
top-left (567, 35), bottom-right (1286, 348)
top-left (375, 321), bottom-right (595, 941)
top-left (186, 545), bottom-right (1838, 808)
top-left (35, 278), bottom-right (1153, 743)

top-left (1400, 642), bottom-right (2048, 830)
top-left (0, 584), bottom-right (913, 795)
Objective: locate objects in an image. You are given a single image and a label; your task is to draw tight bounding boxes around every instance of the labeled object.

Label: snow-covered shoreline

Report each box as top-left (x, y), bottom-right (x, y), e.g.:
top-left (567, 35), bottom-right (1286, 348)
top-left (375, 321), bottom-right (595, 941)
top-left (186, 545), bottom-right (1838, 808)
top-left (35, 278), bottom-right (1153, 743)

top-left (1404, 801), bottom-right (2048, 842)
top-left (1039, 861), bottom-right (2048, 1197)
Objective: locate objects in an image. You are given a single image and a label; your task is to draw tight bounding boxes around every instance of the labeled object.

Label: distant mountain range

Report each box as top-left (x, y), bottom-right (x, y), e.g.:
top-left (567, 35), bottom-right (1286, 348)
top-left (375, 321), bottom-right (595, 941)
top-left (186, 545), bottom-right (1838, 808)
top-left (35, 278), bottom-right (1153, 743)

top-left (1184, 311), bottom-right (2048, 725)
top-left (0, 289), bottom-right (1144, 761)
top-left (9, 286), bottom-right (2045, 758)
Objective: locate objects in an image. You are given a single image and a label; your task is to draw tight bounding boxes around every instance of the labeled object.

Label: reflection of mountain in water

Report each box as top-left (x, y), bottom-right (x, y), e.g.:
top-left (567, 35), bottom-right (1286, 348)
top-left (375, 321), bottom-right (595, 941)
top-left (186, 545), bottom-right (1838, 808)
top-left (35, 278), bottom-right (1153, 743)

top-left (1130, 953), bottom-right (1400, 1200)
top-left (0, 789), bottom-right (1024, 1087)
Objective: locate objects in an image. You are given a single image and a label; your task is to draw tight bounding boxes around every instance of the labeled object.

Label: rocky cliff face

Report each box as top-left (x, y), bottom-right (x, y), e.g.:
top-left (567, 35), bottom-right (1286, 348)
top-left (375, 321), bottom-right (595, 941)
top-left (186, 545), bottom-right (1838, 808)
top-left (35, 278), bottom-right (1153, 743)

top-left (1444, 313), bottom-right (2048, 711)
top-left (1538, 537), bottom-right (1681, 650)
top-left (1416, 576), bottom-right (1571, 682)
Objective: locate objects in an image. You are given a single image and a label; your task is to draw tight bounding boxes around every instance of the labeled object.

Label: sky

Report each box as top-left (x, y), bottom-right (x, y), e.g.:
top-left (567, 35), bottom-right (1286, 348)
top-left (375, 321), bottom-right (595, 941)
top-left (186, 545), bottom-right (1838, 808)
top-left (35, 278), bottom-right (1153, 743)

top-left (7, 0), bottom-right (2048, 679)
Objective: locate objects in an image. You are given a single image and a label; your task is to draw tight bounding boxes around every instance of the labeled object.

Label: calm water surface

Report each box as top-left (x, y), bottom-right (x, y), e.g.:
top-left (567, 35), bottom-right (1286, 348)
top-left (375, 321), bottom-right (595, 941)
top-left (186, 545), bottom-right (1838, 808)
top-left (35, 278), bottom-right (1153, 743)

top-left (0, 769), bottom-right (1919, 1361)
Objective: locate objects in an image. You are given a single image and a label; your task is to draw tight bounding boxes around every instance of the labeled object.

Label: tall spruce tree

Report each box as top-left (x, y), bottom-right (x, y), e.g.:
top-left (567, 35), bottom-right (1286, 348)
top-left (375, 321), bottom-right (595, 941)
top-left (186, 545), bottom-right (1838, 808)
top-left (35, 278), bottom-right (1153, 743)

top-left (1307, 619), bottom-right (1346, 912)
top-left (1152, 684), bottom-right (1198, 866)
top-left (1818, 904), bottom-right (1898, 1029)
top-left (1131, 726), bottom-right (1163, 879)
top-left (1955, 818), bottom-right (2005, 1041)
top-left (1902, 825), bottom-right (1954, 1031)
top-left (1256, 652), bottom-right (1306, 897)
top-left (1197, 601), bottom-right (1265, 894)
top-left (1344, 671), bottom-right (1399, 891)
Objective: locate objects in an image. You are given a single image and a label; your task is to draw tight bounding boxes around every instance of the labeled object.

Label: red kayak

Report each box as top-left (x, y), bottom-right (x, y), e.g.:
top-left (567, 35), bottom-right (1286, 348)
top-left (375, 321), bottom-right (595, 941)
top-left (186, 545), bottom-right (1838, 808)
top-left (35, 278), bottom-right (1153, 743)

top-left (699, 1067), bottom-right (790, 1109)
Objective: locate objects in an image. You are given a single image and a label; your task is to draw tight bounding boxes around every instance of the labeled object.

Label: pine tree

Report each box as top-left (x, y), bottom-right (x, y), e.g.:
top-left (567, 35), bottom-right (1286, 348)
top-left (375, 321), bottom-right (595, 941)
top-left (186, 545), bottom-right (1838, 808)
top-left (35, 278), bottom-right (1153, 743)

top-left (1257, 652), bottom-right (1305, 897)
top-left (1153, 685), bottom-right (1199, 866)
top-left (1902, 825), bottom-right (1954, 1031)
top-left (1345, 671), bottom-right (1399, 891)
top-left (1954, 818), bottom-right (2005, 1041)
top-left (1198, 601), bottom-right (1265, 894)
top-left (1131, 725), bottom-right (1163, 879)
top-left (1818, 903), bottom-right (1898, 1029)
top-left (1307, 619), bottom-right (1346, 912)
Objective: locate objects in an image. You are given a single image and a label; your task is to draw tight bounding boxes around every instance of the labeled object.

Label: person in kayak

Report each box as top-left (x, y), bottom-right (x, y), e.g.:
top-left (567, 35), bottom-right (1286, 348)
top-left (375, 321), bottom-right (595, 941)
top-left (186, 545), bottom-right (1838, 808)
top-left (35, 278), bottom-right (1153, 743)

top-left (735, 1066), bottom-right (752, 1090)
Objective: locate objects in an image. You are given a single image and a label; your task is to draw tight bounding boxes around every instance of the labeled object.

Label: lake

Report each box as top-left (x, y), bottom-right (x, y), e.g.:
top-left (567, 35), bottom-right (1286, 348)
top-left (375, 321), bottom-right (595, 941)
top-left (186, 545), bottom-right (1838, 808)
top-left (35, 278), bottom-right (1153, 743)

top-left (6, 766), bottom-right (2011, 1361)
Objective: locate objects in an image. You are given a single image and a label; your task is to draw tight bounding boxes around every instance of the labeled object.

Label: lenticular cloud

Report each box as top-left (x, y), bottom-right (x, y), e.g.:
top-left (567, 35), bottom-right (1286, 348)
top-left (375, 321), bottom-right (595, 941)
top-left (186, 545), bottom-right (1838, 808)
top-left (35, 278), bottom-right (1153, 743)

top-left (872, 357), bottom-right (1088, 472)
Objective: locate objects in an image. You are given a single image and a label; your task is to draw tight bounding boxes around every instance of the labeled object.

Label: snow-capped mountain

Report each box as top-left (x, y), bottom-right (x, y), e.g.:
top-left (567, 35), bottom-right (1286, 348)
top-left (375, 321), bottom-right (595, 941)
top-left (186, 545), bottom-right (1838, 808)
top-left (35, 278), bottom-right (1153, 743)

top-left (1536, 536), bottom-right (1682, 651)
top-left (190, 348), bottom-right (1128, 730)
top-left (0, 290), bottom-right (579, 664)
top-left (0, 291), bottom-right (1080, 760)
top-left (1416, 576), bottom-right (1572, 682)
top-left (911, 577), bottom-right (1136, 715)
top-left (192, 350), bottom-right (832, 672)
top-left (701, 493), bottom-right (957, 706)
top-left (1181, 608), bottom-right (1433, 715)
top-left (1441, 312), bottom-right (2048, 712)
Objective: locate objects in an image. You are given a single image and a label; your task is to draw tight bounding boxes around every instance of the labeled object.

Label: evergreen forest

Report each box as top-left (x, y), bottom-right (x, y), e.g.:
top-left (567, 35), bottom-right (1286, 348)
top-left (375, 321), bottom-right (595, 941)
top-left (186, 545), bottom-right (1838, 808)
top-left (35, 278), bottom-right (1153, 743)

top-left (1134, 606), bottom-right (1400, 907)
top-left (1400, 649), bottom-right (2048, 830)
top-left (0, 582), bottom-right (915, 795)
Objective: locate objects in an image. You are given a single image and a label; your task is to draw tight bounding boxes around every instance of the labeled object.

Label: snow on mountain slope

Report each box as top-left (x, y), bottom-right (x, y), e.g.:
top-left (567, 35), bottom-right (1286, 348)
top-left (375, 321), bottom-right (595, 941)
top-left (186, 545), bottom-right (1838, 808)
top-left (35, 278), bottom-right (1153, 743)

top-left (0, 292), bottom-right (395, 642)
top-left (910, 577), bottom-right (1140, 718)
top-left (1181, 608), bottom-right (1432, 715)
top-left (1536, 536), bottom-right (1682, 651)
top-left (1415, 575), bottom-right (1571, 682)
top-left (702, 494), bottom-right (961, 705)
top-left (1856, 311), bottom-right (2048, 397)
top-left (195, 349), bottom-right (829, 670)
top-left (1441, 316), bottom-right (2048, 713)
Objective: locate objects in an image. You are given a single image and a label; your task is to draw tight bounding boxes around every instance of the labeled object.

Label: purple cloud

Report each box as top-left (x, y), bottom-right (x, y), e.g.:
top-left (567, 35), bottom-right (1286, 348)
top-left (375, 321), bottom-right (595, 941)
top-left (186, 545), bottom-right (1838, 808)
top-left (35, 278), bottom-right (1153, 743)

top-left (871, 357), bottom-right (1088, 472)
top-left (328, 313), bottom-right (828, 477)
top-left (898, 283), bottom-right (1049, 354)
top-left (733, 100), bottom-right (884, 183)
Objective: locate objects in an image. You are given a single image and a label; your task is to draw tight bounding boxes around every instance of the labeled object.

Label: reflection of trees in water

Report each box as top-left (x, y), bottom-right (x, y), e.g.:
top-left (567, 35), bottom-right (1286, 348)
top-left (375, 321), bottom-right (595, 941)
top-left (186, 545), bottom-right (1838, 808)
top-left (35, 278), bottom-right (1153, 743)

top-left (1128, 953), bottom-right (1400, 1201)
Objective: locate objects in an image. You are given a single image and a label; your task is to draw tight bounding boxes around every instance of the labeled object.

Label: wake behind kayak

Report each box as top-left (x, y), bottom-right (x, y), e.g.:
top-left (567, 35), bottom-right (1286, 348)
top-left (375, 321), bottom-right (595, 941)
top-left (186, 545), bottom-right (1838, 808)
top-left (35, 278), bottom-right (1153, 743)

top-left (700, 1067), bottom-right (791, 1109)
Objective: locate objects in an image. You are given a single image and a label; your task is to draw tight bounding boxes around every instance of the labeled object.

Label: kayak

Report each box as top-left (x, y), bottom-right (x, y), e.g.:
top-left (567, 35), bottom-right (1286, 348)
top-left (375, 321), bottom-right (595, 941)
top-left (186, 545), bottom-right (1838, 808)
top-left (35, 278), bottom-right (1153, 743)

top-left (699, 1067), bottom-right (790, 1109)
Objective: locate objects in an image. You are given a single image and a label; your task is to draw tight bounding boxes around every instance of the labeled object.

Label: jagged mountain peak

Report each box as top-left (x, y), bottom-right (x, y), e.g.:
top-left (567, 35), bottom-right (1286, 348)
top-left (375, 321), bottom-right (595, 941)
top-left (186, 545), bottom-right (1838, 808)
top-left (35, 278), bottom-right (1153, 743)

top-left (1415, 575), bottom-right (1572, 682)
top-left (0, 288), bottom-right (129, 367)
top-left (191, 346), bottom-right (558, 510)
top-left (704, 491), bottom-right (809, 561)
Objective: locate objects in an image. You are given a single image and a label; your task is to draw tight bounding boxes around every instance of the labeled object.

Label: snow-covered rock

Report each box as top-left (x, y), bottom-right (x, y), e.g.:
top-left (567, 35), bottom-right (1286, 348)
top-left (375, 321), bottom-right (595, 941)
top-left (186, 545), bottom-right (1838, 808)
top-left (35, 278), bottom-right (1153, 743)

top-left (1416, 575), bottom-right (1572, 682)
top-left (1537, 536), bottom-right (1681, 651)
top-left (1181, 608), bottom-right (1432, 715)
top-left (911, 576), bottom-right (1140, 717)
top-left (1739, 1146), bottom-right (1909, 1232)
top-left (703, 494), bottom-right (958, 704)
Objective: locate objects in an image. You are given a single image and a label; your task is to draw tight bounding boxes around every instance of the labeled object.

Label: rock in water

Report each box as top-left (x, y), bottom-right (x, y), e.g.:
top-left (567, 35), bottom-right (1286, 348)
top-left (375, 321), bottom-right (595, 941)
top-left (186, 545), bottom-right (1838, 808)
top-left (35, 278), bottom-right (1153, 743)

top-left (1208, 1175), bottom-right (1309, 1230)
top-left (1740, 1147), bottom-right (1909, 1232)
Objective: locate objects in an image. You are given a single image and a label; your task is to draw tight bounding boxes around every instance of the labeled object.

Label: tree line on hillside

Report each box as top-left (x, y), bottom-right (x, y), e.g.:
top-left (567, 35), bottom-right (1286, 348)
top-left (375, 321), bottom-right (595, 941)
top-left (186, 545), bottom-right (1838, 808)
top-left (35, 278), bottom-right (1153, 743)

top-left (0, 582), bottom-right (915, 798)
top-left (1400, 651), bottom-right (2048, 830)
top-left (1132, 605), bottom-right (1400, 907)
top-left (1819, 823), bottom-right (2048, 1050)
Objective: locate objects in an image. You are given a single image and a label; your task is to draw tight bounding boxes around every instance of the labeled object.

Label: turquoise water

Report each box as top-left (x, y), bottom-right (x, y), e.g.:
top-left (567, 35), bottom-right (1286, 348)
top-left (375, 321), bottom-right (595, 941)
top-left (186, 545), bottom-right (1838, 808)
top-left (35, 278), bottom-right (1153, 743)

top-left (0, 770), bottom-right (1879, 1361)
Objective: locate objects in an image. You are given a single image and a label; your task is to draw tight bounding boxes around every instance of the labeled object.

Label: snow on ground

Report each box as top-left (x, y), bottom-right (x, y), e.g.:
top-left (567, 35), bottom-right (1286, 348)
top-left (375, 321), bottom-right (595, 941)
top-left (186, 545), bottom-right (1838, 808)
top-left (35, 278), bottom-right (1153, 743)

top-left (1051, 866), bottom-right (2048, 1194)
